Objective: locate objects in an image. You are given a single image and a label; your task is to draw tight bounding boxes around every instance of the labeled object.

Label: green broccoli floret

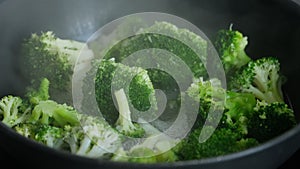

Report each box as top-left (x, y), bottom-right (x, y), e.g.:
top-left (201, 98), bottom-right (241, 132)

top-left (20, 31), bottom-right (93, 104)
top-left (219, 91), bottom-right (257, 135)
top-left (214, 25), bottom-right (251, 76)
top-left (177, 126), bottom-right (259, 160)
top-left (25, 78), bottom-right (50, 105)
top-left (186, 78), bottom-right (226, 127)
top-left (64, 114), bottom-right (121, 158)
top-left (29, 100), bottom-right (79, 127)
top-left (95, 58), bottom-right (157, 126)
top-left (0, 95), bottom-right (31, 127)
top-left (114, 89), bottom-right (145, 138)
top-left (229, 57), bottom-right (285, 103)
top-left (247, 101), bottom-right (297, 142)
top-left (13, 123), bottom-right (37, 138)
top-left (26, 78), bottom-right (80, 127)
top-left (111, 117), bottom-right (180, 163)
top-left (35, 124), bottom-right (65, 149)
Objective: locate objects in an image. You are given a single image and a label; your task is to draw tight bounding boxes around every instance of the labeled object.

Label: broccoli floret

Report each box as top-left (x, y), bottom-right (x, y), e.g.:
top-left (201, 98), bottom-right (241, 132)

top-left (214, 25), bottom-right (251, 76)
top-left (95, 59), bottom-right (157, 126)
top-left (112, 132), bottom-right (179, 163)
top-left (186, 78), bottom-right (226, 127)
top-left (177, 126), bottom-right (259, 160)
top-left (25, 77), bottom-right (79, 127)
top-left (229, 57), bottom-right (285, 103)
top-left (35, 124), bottom-right (65, 149)
top-left (28, 100), bottom-right (80, 127)
top-left (114, 89), bottom-right (145, 138)
top-left (219, 91), bottom-right (257, 135)
top-left (13, 123), bottom-right (37, 138)
top-left (0, 95), bottom-right (30, 127)
top-left (64, 114), bottom-right (121, 158)
top-left (247, 101), bottom-right (297, 142)
top-left (25, 78), bottom-right (50, 105)
top-left (20, 31), bottom-right (93, 104)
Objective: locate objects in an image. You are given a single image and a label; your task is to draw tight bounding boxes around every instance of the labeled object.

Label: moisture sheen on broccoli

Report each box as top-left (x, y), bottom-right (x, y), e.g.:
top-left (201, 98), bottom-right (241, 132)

top-left (229, 57), bottom-right (285, 104)
top-left (214, 25), bottom-right (251, 76)
top-left (95, 58), bottom-right (157, 126)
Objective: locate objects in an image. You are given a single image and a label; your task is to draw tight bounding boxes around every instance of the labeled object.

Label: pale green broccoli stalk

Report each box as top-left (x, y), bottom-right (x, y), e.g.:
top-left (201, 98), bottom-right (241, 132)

top-left (0, 95), bottom-right (31, 127)
top-left (35, 124), bottom-right (65, 149)
top-left (95, 59), bottom-right (157, 126)
top-left (229, 57), bottom-right (284, 103)
top-left (247, 101), bottom-right (297, 142)
top-left (64, 115), bottom-right (121, 158)
top-left (114, 89), bottom-right (145, 138)
top-left (214, 25), bottom-right (251, 76)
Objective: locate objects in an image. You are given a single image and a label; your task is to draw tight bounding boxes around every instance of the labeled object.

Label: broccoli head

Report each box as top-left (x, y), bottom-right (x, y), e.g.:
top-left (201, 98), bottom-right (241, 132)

top-left (0, 95), bottom-right (30, 127)
top-left (247, 101), bottom-right (297, 142)
top-left (229, 57), bottom-right (285, 103)
top-left (35, 124), bottom-right (65, 149)
top-left (214, 25), bottom-right (251, 76)
top-left (64, 114), bottom-right (121, 158)
top-left (177, 126), bottom-right (259, 160)
top-left (95, 58), bottom-right (157, 126)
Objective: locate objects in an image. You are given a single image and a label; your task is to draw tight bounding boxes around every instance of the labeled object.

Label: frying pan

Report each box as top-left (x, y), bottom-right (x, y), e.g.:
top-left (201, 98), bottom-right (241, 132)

top-left (0, 0), bottom-right (299, 169)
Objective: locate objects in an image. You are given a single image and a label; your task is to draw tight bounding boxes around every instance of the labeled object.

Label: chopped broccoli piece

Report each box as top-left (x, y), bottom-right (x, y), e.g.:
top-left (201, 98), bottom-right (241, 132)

top-left (64, 115), bottom-right (121, 158)
top-left (0, 95), bottom-right (30, 127)
top-left (214, 25), bottom-right (251, 76)
top-left (247, 101), bottom-right (297, 142)
top-left (114, 89), bottom-right (145, 138)
top-left (95, 59), bottom-right (157, 126)
top-left (186, 77), bottom-right (226, 127)
top-left (229, 57), bottom-right (285, 103)
top-left (13, 123), bottom-right (37, 138)
top-left (35, 124), bottom-right (65, 149)
top-left (20, 31), bottom-right (93, 103)
top-left (25, 78), bottom-right (50, 105)
top-left (219, 91), bottom-right (257, 135)
top-left (177, 126), bottom-right (259, 160)
top-left (29, 100), bottom-right (80, 127)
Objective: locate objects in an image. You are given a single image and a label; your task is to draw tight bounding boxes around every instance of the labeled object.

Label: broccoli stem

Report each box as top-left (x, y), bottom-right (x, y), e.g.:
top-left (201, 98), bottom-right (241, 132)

top-left (115, 89), bottom-right (136, 132)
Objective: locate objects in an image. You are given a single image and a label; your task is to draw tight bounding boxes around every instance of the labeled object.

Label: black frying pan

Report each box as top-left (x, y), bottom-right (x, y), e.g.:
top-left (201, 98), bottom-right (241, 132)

top-left (0, 0), bottom-right (299, 169)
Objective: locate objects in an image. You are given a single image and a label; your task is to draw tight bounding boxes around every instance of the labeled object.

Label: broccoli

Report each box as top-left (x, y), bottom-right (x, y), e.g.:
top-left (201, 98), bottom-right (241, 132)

top-left (19, 31), bottom-right (93, 104)
top-left (35, 124), bottom-right (65, 149)
top-left (177, 126), bottom-right (259, 160)
top-left (111, 117), bottom-right (180, 163)
top-left (25, 78), bottom-right (50, 105)
top-left (219, 91), bottom-right (257, 135)
top-left (64, 114), bottom-right (121, 158)
top-left (13, 123), bottom-right (37, 138)
top-left (26, 78), bottom-right (80, 127)
top-left (214, 25), bottom-right (251, 77)
top-left (186, 77), bottom-right (226, 128)
top-left (247, 101), bottom-right (297, 142)
top-left (94, 58), bottom-right (157, 126)
top-left (229, 57), bottom-right (285, 103)
top-left (0, 95), bottom-right (31, 127)
top-left (114, 88), bottom-right (145, 138)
